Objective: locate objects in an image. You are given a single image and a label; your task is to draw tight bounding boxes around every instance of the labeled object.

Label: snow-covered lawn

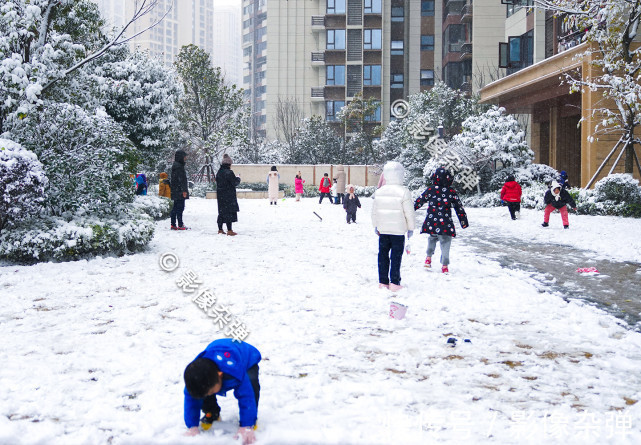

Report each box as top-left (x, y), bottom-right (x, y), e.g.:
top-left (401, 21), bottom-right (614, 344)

top-left (1, 197), bottom-right (641, 445)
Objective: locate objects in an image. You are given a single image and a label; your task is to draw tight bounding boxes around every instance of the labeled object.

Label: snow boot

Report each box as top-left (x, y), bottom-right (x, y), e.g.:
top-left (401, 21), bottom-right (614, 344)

top-left (389, 283), bottom-right (403, 292)
top-left (218, 229), bottom-right (226, 234)
top-left (200, 412), bottom-right (220, 431)
top-left (424, 256), bottom-right (432, 268)
top-left (564, 225), bottom-right (569, 229)
top-left (541, 222), bottom-right (549, 227)
top-left (177, 226), bottom-right (189, 230)
top-left (227, 230), bottom-right (237, 236)
top-left (171, 225), bottom-right (178, 230)
top-left (378, 283), bottom-right (389, 289)
top-left (442, 265), bottom-right (449, 274)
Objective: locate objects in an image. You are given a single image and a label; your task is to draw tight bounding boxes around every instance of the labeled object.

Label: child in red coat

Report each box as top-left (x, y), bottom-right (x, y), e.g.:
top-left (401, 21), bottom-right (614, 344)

top-left (318, 173), bottom-right (332, 204)
top-left (500, 175), bottom-right (522, 220)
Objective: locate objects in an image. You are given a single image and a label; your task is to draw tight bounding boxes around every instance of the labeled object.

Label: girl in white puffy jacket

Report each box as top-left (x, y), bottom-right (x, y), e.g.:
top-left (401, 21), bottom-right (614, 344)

top-left (371, 161), bottom-right (416, 291)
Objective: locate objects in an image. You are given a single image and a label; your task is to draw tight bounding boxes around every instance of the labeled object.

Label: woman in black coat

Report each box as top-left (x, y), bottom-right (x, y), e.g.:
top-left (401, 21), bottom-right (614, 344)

top-left (215, 153), bottom-right (241, 236)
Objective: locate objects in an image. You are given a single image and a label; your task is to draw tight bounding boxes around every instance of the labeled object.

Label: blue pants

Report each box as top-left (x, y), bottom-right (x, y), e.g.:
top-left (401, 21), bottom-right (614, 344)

top-left (170, 199), bottom-right (185, 227)
top-left (378, 234), bottom-right (405, 285)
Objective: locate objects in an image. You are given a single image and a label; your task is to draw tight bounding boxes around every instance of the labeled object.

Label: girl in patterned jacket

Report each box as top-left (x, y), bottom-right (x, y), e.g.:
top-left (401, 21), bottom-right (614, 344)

top-left (414, 167), bottom-right (468, 274)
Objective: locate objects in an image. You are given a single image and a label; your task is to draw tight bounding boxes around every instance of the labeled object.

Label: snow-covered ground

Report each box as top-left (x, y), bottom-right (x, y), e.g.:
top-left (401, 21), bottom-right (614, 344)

top-left (1, 197), bottom-right (641, 445)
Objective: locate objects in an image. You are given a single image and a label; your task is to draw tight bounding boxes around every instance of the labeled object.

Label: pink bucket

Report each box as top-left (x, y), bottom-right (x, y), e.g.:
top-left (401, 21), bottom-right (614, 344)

top-left (390, 302), bottom-right (407, 320)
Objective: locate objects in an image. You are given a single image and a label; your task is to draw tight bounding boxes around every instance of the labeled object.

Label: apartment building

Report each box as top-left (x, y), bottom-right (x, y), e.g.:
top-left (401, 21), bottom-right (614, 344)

top-left (243, 0), bottom-right (439, 141)
top-left (480, 3), bottom-right (640, 187)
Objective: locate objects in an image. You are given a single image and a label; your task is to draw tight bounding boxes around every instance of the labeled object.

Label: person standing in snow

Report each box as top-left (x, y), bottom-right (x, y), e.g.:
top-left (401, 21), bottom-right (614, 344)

top-left (333, 164), bottom-right (346, 205)
top-left (414, 167), bottom-right (468, 274)
top-left (135, 173), bottom-right (147, 195)
top-left (183, 338), bottom-right (261, 445)
top-left (216, 154), bottom-right (240, 236)
top-left (318, 173), bottom-right (333, 204)
top-left (559, 170), bottom-right (570, 189)
top-left (343, 184), bottom-right (361, 224)
top-left (500, 175), bottom-right (522, 220)
top-left (542, 180), bottom-right (576, 229)
top-left (158, 172), bottom-right (171, 198)
top-left (371, 161), bottom-right (415, 291)
top-left (294, 171), bottom-right (305, 202)
top-left (267, 166), bottom-right (280, 205)
top-left (170, 150), bottom-right (189, 230)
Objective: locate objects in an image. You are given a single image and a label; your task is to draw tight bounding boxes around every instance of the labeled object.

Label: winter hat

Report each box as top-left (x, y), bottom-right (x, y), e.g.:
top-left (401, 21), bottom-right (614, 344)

top-left (222, 153), bottom-right (233, 165)
top-left (551, 180), bottom-right (561, 191)
top-left (506, 174), bottom-right (515, 182)
top-left (347, 184), bottom-right (355, 198)
top-left (159, 172), bottom-right (168, 179)
top-left (271, 165), bottom-right (277, 171)
top-left (175, 149), bottom-right (187, 164)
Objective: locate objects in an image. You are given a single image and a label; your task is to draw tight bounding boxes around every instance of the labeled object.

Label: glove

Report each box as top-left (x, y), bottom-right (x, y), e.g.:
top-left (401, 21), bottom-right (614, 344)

top-left (407, 230), bottom-right (413, 239)
top-left (235, 427), bottom-right (256, 445)
top-left (501, 200), bottom-right (506, 205)
top-left (374, 228), bottom-right (380, 236)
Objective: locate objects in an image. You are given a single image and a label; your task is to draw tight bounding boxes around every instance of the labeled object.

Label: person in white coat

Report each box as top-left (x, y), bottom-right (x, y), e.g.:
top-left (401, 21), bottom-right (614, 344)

top-left (371, 161), bottom-right (415, 291)
top-left (267, 166), bottom-right (280, 205)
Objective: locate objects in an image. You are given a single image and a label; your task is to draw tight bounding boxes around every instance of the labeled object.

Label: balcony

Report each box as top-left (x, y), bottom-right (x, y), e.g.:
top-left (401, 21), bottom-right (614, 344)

top-left (460, 77), bottom-right (472, 95)
top-left (311, 15), bottom-right (325, 30)
top-left (311, 51), bottom-right (325, 65)
top-left (460, 42), bottom-right (472, 60)
top-left (461, 2), bottom-right (473, 23)
top-left (311, 87), bottom-right (325, 101)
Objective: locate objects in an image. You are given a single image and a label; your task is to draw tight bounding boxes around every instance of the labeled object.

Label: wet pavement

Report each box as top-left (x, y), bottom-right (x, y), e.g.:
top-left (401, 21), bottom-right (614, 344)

top-left (461, 226), bottom-right (641, 331)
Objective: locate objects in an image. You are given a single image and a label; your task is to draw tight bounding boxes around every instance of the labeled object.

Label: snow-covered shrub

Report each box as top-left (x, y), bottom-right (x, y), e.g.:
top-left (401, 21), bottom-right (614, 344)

top-left (463, 182), bottom-right (549, 210)
top-left (0, 138), bottom-right (48, 232)
top-left (6, 103), bottom-right (137, 217)
top-left (190, 182), bottom-right (216, 198)
top-left (354, 186), bottom-right (376, 197)
top-left (593, 173), bottom-right (641, 204)
top-left (0, 211), bottom-right (154, 263)
top-left (131, 195), bottom-right (171, 220)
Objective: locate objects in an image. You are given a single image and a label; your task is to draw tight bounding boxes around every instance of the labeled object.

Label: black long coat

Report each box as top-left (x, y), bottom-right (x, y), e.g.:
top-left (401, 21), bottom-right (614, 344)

top-left (170, 150), bottom-right (189, 201)
top-left (216, 164), bottom-right (240, 223)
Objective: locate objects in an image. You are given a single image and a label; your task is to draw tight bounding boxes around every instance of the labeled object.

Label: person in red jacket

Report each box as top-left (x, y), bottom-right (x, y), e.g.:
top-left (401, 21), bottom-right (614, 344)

top-left (500, 175), bottom-right (522, 220)
top-left (318, 173), bottom-right (333, 204)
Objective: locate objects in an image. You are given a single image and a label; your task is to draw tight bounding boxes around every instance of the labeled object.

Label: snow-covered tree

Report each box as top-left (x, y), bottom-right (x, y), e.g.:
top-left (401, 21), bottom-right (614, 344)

top-left (336, 92), bottom-right (382, 164)
top-left (235, 139), bottom-right (284, 164)
top-left (535, 0), bottom-right (641, 182)
top-left (290, 115), bottom-right (344, 164)
top-left (450, 106), bottom-right (534, 191)
top-left (6, 104), bottom-right (137, 217)
top-left (175, 44), bottom-right (248, 169)
top-left (0, 138), bottom-right (47, 232)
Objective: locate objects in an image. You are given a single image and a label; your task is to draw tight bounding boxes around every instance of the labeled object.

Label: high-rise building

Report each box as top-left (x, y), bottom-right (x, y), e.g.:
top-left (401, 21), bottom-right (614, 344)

top-left (92, 0), bottom-right (242, 85)
top-left (243, 0), bottom-right (439, 142)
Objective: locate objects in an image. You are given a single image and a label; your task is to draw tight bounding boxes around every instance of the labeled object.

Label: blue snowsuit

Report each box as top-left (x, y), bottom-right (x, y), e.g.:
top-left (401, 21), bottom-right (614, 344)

top-left (183, 339), bottom-right (261, 428)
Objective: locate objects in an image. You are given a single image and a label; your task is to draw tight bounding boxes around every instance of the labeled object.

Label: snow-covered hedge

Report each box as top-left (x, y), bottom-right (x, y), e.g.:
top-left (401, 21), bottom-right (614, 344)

top-left (0, 212), bottom-right (155, 263)
top-left (131, 195), bottom-right (171, 220)
top-left (0, 138), bottom-right (48, 232)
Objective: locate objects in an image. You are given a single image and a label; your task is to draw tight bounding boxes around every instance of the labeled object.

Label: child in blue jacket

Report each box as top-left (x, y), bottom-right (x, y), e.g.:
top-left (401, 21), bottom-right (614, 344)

top-left (183, 339), bottom-right (261, 444)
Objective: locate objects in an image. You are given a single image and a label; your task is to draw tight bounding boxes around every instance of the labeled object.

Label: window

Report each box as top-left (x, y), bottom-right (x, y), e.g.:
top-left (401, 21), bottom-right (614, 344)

top-left (363, 29), bottom-right (382, 50)
top-left (327, 0), bottom-right (346, 14)
top-left (326, 100), bottom-right (345, 121)
top-left (391, 6), bottom-right (404, 22)
top-left (443, 24), bottom-right (466, 56)
top-left (499, 30), bottom-right (534, 74)
top-left (326, 65), bottom-right (346, 85)
top-left (421, 35), bottom-right (434, 51)
top-left (364, 0), bottom-right (382, 14)
top-left (420, 69), bottom-right (434, 86)
top-left (421, 0), bottom-right (435, 16)
top-left (391, 73), bottom-right (404, 89)
top-left (365, 102), bottom-right (381, 122)
top-left (327, 29), bottom-right (346, 49)
top-left (243, 46), bottom-right (252, 56)
top-left (363, 65), bottom-right (381, 85)
top-left (391, 40), bottom-right (404, 55)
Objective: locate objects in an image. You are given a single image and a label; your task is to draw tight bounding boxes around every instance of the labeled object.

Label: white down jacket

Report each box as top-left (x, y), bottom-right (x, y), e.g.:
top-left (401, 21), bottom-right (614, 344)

top-left (371, 162), bottom-right (415, 236)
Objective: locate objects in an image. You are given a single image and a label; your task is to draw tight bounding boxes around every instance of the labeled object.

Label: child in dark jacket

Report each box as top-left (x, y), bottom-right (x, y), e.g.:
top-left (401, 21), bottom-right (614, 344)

top-left (500, 175), bottom-right (522, 220)
top-left (414, 167), bottom-right (468, 274)
top-left (542, 180), bottom-right (576, 229)
top-left (343, 184), bottom-right (361, 223)
top-left (183, 339), bottom-right (261, 444)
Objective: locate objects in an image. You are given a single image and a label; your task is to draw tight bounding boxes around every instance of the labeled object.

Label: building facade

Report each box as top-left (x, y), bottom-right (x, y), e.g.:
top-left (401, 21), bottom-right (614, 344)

top-left (243, 0), bottom-right (440, 141)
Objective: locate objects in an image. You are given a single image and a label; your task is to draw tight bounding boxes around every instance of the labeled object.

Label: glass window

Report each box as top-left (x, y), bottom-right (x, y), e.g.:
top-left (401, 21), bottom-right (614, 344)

top-left (391, 6), bottom-right (404, 22)
top-left (421, 35), bottom-right (434, 51)
top-left (327, 0), bottom-right (346, 14)
top-left (421, 0), bottom-right (435, 16)
top-left (364, 0), bottom-right (382, 14)
top-left (326, 65), bottom-right (346, 85)
top-left (391, 40), bottom-right (404, 56)
top-left (420, 69), bottom-right (434, 86)
top-left (326, 100), bottom-right (345, 121)
top-left (391, 73), bottom-right (404, 89)
top-left (363, 29), bottom-right (382, 50)
top-left (365, 102), bottom-right (381, 122)
top-left (327, 29), bottom-right (346, 49)
top-left (363, 65), bottom-right (382, 85)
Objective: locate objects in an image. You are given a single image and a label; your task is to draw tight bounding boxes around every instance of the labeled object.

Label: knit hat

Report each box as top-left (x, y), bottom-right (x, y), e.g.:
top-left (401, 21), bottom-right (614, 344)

top-left (222, 153), bottom-right (233, 165)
